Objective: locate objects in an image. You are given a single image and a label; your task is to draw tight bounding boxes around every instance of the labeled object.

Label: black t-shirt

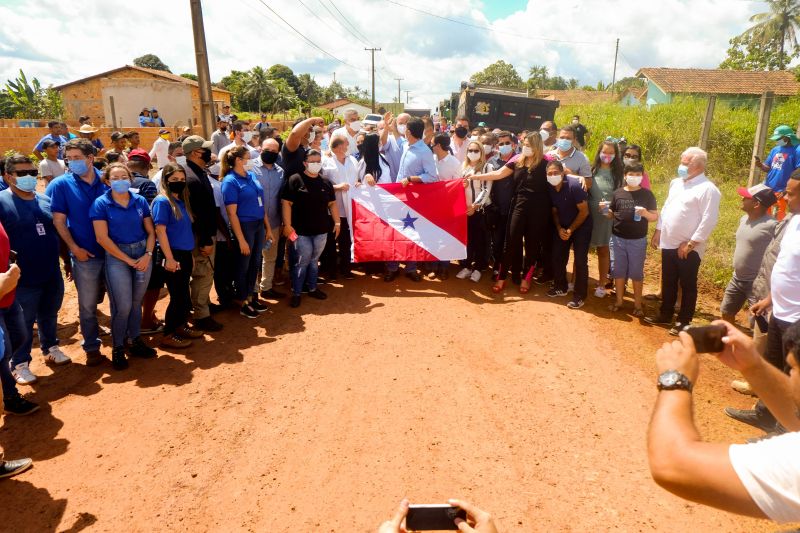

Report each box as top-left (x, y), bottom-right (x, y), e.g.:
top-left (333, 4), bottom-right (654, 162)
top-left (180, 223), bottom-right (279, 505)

top-left (281, 173), bottom-right (335, 236)
top-left (279, 144), bottom-right (306, 181)
top-left (574, 123), bottom-right (588, 146)
top-left (610, 186), bottom-right (657, 239)
top-left (505, 157), bottom-right (551, 209)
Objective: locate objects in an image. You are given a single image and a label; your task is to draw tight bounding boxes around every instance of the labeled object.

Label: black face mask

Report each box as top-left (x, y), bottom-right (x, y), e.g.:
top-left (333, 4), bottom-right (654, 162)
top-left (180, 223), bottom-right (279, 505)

top-left (454, 126), bottom-right (468, 139)
top-left (199, 150), bottom-right (212, 164)
top-left (168, 181), bottom-right (186, 194)
top-left (261, 151), bottom-right (279, 165)
top-left (275, 136), bottom-right (283, 150)
top-left (357, 143), bottom-right (365, 156)
top-left (220, 126), bottom-right (227, 132)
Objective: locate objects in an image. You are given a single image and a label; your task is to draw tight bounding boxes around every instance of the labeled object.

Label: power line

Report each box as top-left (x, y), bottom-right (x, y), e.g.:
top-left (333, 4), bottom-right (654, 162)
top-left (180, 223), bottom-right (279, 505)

top-left (316, 0), bottom-right (372, 47)
top-left (384, 0), bottom-right (610, 45)
top-left (328, 0), bottom-right (374, 46)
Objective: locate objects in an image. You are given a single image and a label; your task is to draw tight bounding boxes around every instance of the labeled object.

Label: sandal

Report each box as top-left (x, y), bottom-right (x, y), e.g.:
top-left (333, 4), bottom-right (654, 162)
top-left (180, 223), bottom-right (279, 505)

top-left (492, 279), bottom-right (506, 294)
top-left (608, 303), bottom-right (622, 312)
top-left (519, 265), bottom-right (535, 294)
top-left (632, 308), bottom-right (645, 317)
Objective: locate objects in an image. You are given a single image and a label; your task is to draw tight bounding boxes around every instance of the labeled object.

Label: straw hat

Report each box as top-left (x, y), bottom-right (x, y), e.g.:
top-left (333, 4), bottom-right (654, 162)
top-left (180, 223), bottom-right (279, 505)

top-left (78, 124), bottom-right (99, 134)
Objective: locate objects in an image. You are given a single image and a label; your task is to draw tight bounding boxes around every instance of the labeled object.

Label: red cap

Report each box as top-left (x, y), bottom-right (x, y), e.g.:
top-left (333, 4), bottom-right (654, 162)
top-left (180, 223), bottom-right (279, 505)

top-left (128, 149), bottom-right (151, 165)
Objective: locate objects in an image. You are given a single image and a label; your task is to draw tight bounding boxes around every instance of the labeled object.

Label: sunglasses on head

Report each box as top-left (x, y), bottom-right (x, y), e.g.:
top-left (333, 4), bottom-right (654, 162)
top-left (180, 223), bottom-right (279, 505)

top-left (13, 170), bottom-right (38, 177)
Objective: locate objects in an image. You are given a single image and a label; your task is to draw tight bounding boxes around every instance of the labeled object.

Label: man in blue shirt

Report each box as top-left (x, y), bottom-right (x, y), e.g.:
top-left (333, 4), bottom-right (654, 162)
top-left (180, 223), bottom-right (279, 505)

top-left (384, 117), bottom-right (439, 282)
top-left (0, 154), bottom-right (70, 386)
top-left (755, 125), bottom-right (797, 221)
top-left (46, 138), bottom-right (109, 366)
top-left (255, 138), bottom-right (286, 299)
top-left (33, 121), bottom-right (67, 160)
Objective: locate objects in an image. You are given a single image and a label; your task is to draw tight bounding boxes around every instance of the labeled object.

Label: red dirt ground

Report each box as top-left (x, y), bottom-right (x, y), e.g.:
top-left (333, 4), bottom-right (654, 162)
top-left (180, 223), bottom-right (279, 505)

top-left (0, 267), bottom-right (782, 532)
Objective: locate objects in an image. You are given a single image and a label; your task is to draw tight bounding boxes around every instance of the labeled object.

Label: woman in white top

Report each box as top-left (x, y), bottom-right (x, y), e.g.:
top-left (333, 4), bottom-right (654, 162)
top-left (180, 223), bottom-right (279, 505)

top-left (320, 135), bottom-right (359, 279)
top-left (456, 140), bottom-right (492, 283)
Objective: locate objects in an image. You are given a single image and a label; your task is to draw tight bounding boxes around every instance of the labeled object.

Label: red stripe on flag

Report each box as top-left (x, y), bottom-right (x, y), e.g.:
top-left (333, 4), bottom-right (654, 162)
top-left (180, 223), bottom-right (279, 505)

top-left (379, 180), bottom-right (467, 245)
top-left (352, 201), bottom-right (439, 263)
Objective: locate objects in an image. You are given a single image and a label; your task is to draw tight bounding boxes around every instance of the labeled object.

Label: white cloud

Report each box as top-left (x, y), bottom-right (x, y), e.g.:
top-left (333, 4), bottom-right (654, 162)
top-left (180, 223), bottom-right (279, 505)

top-left (0, 0), bottom-right (764, 112)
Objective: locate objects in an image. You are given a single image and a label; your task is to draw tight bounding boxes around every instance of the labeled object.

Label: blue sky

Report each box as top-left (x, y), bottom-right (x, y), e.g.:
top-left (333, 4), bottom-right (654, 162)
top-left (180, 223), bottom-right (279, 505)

top-left (0, 0), bottom-right (766, 111)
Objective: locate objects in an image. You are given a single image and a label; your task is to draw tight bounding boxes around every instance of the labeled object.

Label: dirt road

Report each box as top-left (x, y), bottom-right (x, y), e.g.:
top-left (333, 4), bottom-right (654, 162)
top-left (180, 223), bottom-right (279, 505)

top-left (0, 273), bottom-right (772, 532)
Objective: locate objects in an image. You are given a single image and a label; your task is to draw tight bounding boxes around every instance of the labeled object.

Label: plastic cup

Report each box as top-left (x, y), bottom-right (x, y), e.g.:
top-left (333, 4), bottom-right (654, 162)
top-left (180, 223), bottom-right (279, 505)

top-left (600, 201), bottom-right (610, 215)
top-left (634, 205), bottom-right (643, 221)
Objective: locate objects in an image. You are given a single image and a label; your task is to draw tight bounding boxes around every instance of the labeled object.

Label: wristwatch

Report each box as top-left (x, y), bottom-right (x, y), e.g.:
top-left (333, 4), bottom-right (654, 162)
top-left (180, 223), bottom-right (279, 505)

top-left (657, 370), bottom-right (693, 392)
top-left (145, 250), bottom-right (153, 256)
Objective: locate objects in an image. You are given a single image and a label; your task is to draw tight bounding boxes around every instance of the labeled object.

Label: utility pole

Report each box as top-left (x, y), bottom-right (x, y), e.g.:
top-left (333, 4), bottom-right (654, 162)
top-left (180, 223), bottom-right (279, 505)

top-left (611, 37), bottom-right (620, 95)
top-left (394, 77), bottom-right (403, 113)
top-left (405, 90), bottom-right (411, 104)
top-left (333, 72), bottom-right (336, 83)
top-left (365, 47), bottom-right (381, 112)
top-left (190, 0), bottom-right (215, 138)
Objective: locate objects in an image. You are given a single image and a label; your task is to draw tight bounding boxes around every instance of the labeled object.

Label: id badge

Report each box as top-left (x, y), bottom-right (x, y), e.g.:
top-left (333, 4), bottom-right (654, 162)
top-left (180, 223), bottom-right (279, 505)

top-left (258, 197), bottom-right (263, 207)
top-left (35, 223), bottom-right (45, 236)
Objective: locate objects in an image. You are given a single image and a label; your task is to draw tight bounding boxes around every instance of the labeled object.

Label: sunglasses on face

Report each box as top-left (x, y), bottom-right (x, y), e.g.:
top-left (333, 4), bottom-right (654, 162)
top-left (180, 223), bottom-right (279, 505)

top-left (624, 153), bottom-right (639, 159)
top-left (467, 149), bottom-right (481, 154)
top-left (13, 170), bottom-right (38, 177)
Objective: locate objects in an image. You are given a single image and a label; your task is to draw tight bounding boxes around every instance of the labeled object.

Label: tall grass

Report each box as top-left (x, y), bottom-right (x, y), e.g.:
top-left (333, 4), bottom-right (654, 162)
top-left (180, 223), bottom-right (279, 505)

top-left (555, 96), bottom-right (800, 295)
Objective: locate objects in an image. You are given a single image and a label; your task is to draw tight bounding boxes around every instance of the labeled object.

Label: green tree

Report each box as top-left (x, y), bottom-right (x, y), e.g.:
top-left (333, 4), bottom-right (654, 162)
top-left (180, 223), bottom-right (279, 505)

top-left (180, 73), bottom-right (198, 81)
top-left (267, 78), bottom-right (298, 115)
top-left (470, 60), bottom-right (525, 88)
top-left (321, 80), bottom-right (347, 102)
top-left (739, 0), bottom-right (800, 69)
top-left (133, 54), bottom-right (171, 72)
top-left (526, 65), bottom-right (549, 92)
top-left (296, 73), bottom-right (321, 106)
top-left (720, 32), bottom-right (792, 70)
top-left (267, 64), bottom-right (300, 94)
top-left (241, 67), bottom-right (275, 112)
top-left (567, 78), bottom-right (579, 90)
top-left (219, 70), bottom-right (256, 110)
top-left (0, 69), bottom-right (63, 119)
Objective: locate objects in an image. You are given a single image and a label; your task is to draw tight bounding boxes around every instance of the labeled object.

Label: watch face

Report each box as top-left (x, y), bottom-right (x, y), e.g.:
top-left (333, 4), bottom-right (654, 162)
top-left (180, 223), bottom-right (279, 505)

top-left (660, 371), bottom-right (679, 387)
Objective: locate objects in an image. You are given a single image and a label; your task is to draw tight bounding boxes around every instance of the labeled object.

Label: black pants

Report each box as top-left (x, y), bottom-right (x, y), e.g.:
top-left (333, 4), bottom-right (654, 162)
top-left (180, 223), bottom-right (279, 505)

top-left (659, 248), bottom-right (700, 324)
top-left (499, 199), bottom-right (551, 280)
top-left (214, 240), bottom-right (236, 306)
top-left (321, 217), bottom-right (352, 276)
top-left (766, 315), bottom-right (794, 372)
top-left (275, 235), bottom-right (287, 270)
top-left (487, 208), bottom-right (508, 268)
top-left (462, 212), bottom-right (488, 270)
top-left (164, 249), bottom-right (193, 335)
top-left (552, 224), bottom-right (590, 300)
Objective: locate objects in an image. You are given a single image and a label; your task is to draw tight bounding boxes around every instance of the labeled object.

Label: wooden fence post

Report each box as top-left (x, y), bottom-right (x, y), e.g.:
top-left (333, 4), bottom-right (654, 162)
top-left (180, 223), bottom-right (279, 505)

top-left (109, 96), bottom-right (117, 129)
top-left (748, 91), bottom-right (774, 187)
top-left (699, 95), bottom-right (716, 150)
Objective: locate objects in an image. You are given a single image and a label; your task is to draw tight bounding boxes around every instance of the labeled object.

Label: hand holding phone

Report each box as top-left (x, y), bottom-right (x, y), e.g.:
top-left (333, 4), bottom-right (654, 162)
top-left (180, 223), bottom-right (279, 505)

top-left (406, 504), bottom-right (466, 530)
top-left (686, 324), bottom-right (726, 353)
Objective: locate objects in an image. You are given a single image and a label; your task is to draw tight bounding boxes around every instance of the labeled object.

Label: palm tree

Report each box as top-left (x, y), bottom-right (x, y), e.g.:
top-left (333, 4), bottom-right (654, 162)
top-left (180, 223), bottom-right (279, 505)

top-left (241, 66), bottom-right (274, 112)
top-left (741, 0), bottom-right (800, 69)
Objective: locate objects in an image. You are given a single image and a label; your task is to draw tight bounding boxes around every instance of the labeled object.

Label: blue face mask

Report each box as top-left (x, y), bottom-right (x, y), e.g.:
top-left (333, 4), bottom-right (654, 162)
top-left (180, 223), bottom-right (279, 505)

top-left (498, 144), bottom-right (513, 156)
top-left (110, 180), bottom-right (131, 194)
top-left (556, 138), bottom-right (573, 152)
top-left (677, 164), bottom-right (689, 179)
top-left (778, 138), bottom-right (789, 147)
top-left (15, 176), bottom-right (37, 192)
top-left (68, 158), bottom-right (88, 176)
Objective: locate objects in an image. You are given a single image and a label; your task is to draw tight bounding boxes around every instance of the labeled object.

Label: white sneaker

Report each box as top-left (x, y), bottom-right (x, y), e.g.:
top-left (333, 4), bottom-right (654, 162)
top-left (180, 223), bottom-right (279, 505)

top-left (11, 362), bottom-right (37, 385)
top-left (567, 282), bottom-right (574, 293)
top-left (456, 267), bottom-right (473, 279)
top-left (594, 286), bottom-right (607, 298)
top-left (470, 270), bottom-right (482, 283)
top-left (44, 346), bottom-right (71, 366)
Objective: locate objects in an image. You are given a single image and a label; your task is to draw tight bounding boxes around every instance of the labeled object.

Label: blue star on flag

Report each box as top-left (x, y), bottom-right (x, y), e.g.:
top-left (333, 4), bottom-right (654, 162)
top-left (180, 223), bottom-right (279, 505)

top-left (401, 211), bottom-right (418, 230)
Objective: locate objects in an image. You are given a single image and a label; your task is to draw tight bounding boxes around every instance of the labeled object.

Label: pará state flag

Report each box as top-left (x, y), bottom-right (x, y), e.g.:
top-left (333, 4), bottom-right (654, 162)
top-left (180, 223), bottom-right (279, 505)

top-left (350, 180), bottom-right (468, 263)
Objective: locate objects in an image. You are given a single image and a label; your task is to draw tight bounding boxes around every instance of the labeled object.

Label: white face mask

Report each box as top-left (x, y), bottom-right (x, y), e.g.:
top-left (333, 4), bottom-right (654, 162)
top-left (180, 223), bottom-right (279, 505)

top-left (482, 144), bottom-right (493, 155)
top-left (625, 175), bottom-right (643, 187)
top-left (175, 155), bottom-right (187, 166)
top-left (467, 151), bottom-right (481, 162)
top-left (539, 130), bottom-right (550, 143)
top-left (306, 162), bottom-right (322, 174)
top-left (242, 131), bottom-right (254, 143)
top-left (397, 124), bottom-right (407, 135)
top-left (623, 157), bottom-right (636, 166)
top-left (307, 130), bottom-right (316, 144)
top-left (208, 162), bottom-right (221, 175)
top-left (244, 159), bottom-right (254, 171)
top-left (521, 146), bottom-right (533, 157)
top-left (469, 135), bottom-right (478, 142)
top-left (349, 120), bottom-right (362, 131)
top-left (547, 175), bottom-right (562, 186)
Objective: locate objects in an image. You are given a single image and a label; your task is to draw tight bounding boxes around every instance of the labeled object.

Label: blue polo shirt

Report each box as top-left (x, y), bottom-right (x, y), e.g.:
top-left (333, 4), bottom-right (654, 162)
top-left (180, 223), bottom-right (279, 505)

top-left (152, 195), bottom-right (194, 251)
top-left (46, 168), bottom-right (108, 257)
top-left (222, 171), bottom-right (265, 222)
top-left (764, 145), bottom-right (796, 192)
top-left (89, 191), bottom-right (151, 244)
top-left (549, 175), bottom-right (592, 231)
top-left (35, 133), bottom-right (68, 158)
top-left (0, 190), bottom-right (61, 287)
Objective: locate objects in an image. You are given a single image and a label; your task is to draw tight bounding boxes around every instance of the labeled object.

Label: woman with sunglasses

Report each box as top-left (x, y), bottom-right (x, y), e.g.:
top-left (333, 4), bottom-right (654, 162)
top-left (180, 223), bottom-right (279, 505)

top-left (621, 144), bottom-right (651, 190)
top-left (456, 140), bottom-right (491, 282)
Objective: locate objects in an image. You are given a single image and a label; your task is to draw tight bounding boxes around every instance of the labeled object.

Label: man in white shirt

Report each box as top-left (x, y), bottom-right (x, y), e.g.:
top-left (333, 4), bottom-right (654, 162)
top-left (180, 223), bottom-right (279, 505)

top-left (218, 121), bottom-right (259, 162)
top-left (647, 318), bottom-right (800, 524)
top-left (320, 136), bottom-right (358, 280)
top-left (647, 147), bottom-right (721, 335)
top-left (431, 133), bottom-right (461, 180)
top-left (148, 129), bottom-right (171, 169)
top-left (451, 116), bottom-right (470, 163)
top-left (332, 108), bottom-right (362, 157)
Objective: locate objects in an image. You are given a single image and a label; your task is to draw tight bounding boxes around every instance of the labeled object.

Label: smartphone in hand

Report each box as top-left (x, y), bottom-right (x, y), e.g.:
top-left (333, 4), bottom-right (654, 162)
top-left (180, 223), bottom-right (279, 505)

top-left (686, 324), bottom-right (727, 353)
top-left (406, 504), bottom-right (467, 531)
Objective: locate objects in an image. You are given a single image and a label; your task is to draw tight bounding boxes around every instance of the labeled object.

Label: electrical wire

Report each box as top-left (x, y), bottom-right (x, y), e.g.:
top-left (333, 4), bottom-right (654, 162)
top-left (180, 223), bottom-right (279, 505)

top-left (327, 0), bottom-right (375, 46)
top-left (316, 0), bottom-right (372, 47)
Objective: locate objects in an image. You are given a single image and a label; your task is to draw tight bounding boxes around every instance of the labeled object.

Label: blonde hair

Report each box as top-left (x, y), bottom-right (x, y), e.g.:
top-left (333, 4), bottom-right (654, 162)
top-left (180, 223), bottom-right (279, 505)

top-left (516, 131), bottom-right (544, 172)
top-left (462, 140), bottom-right (487, 172)
top-left (220, 145), bottom-right (249, 177)
top-left (158, 163), bottom-right (194, 222)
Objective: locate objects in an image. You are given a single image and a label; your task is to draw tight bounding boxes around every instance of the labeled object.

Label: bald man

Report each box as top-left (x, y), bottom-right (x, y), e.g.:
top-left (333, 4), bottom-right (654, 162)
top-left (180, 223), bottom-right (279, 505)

top-left (256, 138), bottom-right (287, 299)
top-left (381, 112), bottom-right (411, 181)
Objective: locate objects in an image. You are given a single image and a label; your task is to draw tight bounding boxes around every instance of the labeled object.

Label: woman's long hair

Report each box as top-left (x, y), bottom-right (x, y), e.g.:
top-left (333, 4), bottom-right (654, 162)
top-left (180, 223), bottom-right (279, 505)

top-left (462, 140), bottom-right (486, 173)
top-left (221, 145), bottom-right (249, 177)
top-left (515, 131), bottom-right (544, 173)
top-left (158, 163), bottom-right (194, 222)
top-left (591, 140), bottom-right (624, 189)
top-left (362, 133), bottom-right (384, 181)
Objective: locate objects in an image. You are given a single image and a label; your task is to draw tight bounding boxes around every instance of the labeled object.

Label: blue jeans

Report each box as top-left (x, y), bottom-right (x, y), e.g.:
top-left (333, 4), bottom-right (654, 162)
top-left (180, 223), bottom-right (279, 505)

top-left (289, 234), bottom-right (327, 296)
top-left (234, 220), bottom-right (265, 301)
top-left (105, 241), bottom-right (152, 348)
top-left (386, 261), bottom-right (417, 273)
top-left (13, 276), bottom-right (64, 366)
top-left (0, 302), bottom-right (27, 399)
top-left (71, 255), bottom-right (105, 353)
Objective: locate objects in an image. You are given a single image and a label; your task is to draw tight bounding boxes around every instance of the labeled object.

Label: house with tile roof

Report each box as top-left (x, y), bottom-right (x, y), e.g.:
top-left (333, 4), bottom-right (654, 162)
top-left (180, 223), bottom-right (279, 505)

top-left (636, 68), bottom-right (800, 106)
top-left (318, 98), bottom-right (372, 118)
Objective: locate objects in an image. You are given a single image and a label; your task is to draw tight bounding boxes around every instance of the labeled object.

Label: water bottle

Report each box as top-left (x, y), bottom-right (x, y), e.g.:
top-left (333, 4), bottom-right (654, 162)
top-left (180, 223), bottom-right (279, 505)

top-left (263, 238), bottom-right (273, 251)
top-left (633, 205), bottom-right (642, 222)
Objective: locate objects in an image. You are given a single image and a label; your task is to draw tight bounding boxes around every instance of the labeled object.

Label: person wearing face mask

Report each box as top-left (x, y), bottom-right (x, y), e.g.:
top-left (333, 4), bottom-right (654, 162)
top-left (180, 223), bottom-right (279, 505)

top-left (571, 115), bottom-right (589, 149)
top-left (218, 121), bottom-right (260, 163)
top-left (455, 140), bottom-right (492, 283)
top-left (549, 126), bottom-right (592, 186)
top-left (149, 129), bottom-right (171, 169)
top-left (281, 149), bottom-right (340, 308)
top-left (280, 116), bottom-right (325, 180)
top-left (180, 135), bottom-right (225, 332)
top-left (588, 140), bottom-right (624, 299)
top-left (451, 116), bottom-right (470, 163)
top-left (125, 150), bottom-right (158, 203)
top-left (755, 125), bottom-right (798, 221)
top-left (547, 160), bottom-right (592, 309)
top-left (538, 121), bottom-right (557, 151)
top-left (211, 119), bottom-right (230, 156)
top-left (320, 136), bottom-right (358, 281)
top-left (484, 131), bottom-right (516, 274)
top-left (221, 146), bottom-right (274, 319)
top-left (605, 162), bottom-right (658, 316)
top-left (46, 138), bottom-right (110, 367)
top-left (468, 132), bottom-right (552, 293)
top-left (254, 139), bottom-right (286, 300)
top-left (151, 142), bottom-right (185, 191)
top-left (332, 109), bottom-right (363, 157)
top-left (646, 147), bottom-right (721, 335)
top-left (0, 154), bottom-right (70, 387)
top-left (621, 144), bottom-right (651, 190)
top-left (90, 163), bottom-right (157, 370)
top-left (380, 112), bottom-right (410, 181)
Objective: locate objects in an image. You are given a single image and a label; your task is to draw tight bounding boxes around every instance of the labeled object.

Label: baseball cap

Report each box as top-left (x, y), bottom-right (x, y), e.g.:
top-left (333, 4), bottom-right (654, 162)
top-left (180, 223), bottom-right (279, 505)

top-left (151, 108), bottom-right (159, 112)
top-left (737, 183), bottom-right (777, 207)
top-left (111, 131), bottom-right (126, 141)
top-left (128, 149), bottom-right (151, 165)
top-left (159, 128), bottom-right (169, 135)
top-left (770, 125), bottom-right (799, 145)
top-left (182, 135), bottom-right (213, 153)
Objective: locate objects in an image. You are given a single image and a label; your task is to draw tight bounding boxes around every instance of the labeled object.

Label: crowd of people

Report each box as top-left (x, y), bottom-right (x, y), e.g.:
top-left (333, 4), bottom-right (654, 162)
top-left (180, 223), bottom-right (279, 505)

top-left (0, 106), bottom-right (799, 526)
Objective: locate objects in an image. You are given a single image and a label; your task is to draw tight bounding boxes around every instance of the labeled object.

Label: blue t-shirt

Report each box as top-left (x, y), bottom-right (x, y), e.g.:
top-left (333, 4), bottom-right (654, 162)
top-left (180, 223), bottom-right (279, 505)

top-left (46, 169), bottom-right (108, 257)
top-left (152, 195), bottom-right (194, 251)
top-left (35, 133), bottom-right (68, 158)
top-left (222, 171), bottom-right (265, 222)
top-left (549, 175), bottom-right (592, 231)
top-left (0, 190), bottom-right (61, 286)
top-left (764, 145), bottom-right (796, 192)
top-left (139, 116), bottom-right (152, 127)
top-left (89, 191), bottom-right (151, 245)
